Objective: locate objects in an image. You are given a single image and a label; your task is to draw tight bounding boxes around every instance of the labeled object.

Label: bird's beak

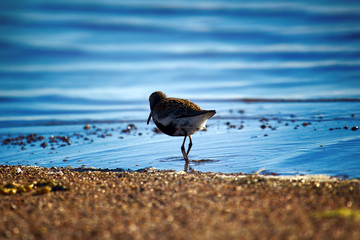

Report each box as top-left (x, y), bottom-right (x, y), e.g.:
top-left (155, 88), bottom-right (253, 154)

top-left (147, 112), bottom-right (152, 125)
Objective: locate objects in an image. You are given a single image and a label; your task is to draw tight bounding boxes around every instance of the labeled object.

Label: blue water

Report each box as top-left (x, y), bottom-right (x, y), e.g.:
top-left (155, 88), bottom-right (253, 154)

top-left (1, 0), bottom-right (360, 177)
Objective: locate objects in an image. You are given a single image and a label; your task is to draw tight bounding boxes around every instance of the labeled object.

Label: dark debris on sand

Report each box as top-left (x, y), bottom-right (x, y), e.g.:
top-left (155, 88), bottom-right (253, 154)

top-left (1, 123), bottom-right (142, 152)
top-left (1, 165), bottom-right (359, 240)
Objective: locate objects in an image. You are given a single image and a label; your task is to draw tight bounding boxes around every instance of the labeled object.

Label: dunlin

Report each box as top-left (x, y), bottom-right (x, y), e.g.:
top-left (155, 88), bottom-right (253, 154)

top-left (147, 91), bottom-right (216, 165)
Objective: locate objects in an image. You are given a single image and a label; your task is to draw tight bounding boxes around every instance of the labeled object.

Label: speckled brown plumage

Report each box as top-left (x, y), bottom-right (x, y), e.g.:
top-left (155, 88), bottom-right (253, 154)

top-left (154, 98), bottom-right (205, 119)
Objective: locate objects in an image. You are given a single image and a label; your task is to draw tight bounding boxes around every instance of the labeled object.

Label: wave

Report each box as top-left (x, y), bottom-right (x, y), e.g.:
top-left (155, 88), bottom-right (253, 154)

top-left (0, 88), bottom-right (149, 99)
top-left (2, 60), bottom-right (360, 72)
top-left (11, 0), bottom-right (360, 15)
top-left (4, 35), bottom-right (360, 54)
top-left (5, 10), bottom-right (360, 36)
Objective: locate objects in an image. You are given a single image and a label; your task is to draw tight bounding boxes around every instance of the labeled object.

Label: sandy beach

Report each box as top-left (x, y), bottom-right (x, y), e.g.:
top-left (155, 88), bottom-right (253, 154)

top-left (1, 165), bottom-right (359, 240)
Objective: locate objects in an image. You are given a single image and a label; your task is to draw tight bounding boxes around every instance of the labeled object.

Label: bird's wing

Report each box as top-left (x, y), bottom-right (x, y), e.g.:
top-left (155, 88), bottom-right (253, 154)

top-left (155, 98), bottom-right (202, 118)
top-left (154, 98), bottom-right (216, 119)
top-left (175, 109), bottom-right (215, 118)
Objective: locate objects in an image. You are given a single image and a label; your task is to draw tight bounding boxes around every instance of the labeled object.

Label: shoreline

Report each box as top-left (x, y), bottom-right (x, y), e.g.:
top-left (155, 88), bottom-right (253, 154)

top-left (2, 164), bottom-right (359, 180)
top-left (1, 165), bottom-right (359, 240)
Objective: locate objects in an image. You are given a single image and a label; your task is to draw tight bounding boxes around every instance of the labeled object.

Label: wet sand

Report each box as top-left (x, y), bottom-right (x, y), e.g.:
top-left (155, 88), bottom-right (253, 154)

top-left (1, 165), bottom-right (359, 240)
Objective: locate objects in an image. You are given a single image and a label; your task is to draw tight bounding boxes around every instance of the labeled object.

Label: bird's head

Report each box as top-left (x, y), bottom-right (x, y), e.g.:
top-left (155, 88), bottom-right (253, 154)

top-left (147, 91), bottom-right (167, 125)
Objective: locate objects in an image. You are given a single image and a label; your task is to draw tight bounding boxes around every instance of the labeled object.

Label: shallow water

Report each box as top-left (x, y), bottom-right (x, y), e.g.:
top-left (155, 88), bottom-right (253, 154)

top-left (1, 0), bottom-right (360, 177)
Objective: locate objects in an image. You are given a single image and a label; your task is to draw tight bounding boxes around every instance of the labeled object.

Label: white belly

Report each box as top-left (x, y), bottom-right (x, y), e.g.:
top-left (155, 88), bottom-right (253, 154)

top-left (154, 114), bottom-right (209, 136)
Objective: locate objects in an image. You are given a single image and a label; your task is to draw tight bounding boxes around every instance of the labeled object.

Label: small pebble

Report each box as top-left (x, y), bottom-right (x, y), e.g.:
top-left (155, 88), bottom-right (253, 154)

top-left (351, 126), bottom-right (358, 131)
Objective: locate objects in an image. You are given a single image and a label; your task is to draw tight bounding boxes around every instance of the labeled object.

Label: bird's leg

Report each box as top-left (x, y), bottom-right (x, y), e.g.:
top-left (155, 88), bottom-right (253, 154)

top-left (181, 136), bottom-right (190, 163)
top-left (184, 161), bottom-right (189, 171)
top-left (186, 135), bottom-right (193, 155)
